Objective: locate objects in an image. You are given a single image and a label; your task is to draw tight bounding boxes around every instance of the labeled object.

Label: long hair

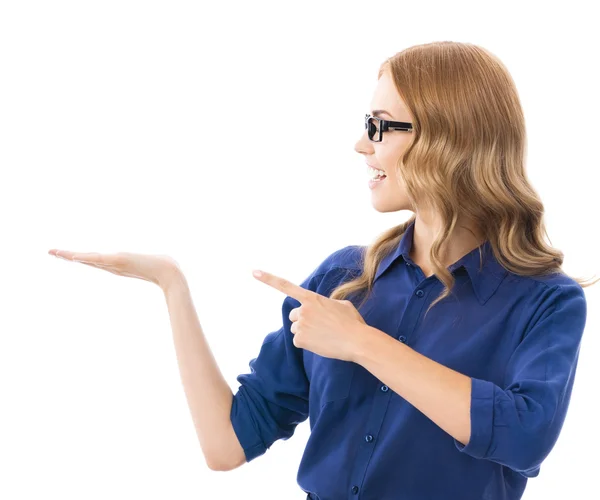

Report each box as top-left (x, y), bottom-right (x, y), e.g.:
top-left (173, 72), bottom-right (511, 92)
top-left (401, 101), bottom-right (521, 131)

top-left (329, 41), bottom-right (598, 317)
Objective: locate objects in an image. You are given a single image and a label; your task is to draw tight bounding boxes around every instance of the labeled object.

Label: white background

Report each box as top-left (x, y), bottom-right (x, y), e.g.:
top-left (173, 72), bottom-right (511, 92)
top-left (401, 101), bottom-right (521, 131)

top-left (1, 1), bottom-right (598, 499)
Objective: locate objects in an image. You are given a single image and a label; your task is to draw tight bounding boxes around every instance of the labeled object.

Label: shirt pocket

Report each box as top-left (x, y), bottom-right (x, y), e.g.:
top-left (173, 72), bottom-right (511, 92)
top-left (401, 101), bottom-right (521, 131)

top-left (310, 355), bottom-right (357, 408)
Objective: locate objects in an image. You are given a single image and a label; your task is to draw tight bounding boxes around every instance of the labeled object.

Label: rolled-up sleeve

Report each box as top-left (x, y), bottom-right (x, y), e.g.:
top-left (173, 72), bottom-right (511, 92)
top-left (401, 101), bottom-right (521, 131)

top-left (229, 250), bottom-right (347, 462)
top-left (454, 282), bottom-right (587, 476)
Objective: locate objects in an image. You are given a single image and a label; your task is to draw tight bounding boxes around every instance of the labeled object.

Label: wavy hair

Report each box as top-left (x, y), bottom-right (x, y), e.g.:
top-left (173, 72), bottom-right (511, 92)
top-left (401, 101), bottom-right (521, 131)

top-left (329, 41), bottom-right (598, 317)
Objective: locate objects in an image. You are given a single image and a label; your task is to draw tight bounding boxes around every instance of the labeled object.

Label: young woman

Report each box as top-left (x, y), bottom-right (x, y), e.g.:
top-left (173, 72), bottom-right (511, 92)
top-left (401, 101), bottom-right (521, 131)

top-left (49, 41), bottom-right (597, 500)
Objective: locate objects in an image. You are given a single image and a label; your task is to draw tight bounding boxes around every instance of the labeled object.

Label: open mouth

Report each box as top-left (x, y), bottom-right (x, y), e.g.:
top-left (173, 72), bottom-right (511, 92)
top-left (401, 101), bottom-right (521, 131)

top-left (367, 165), bottom-right (387, 181)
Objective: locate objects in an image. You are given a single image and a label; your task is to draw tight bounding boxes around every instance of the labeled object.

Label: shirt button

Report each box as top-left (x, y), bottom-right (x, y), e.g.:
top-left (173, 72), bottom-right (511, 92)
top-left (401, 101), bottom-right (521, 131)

top-left (405, 261), bottom-right (411, 266)
top-left (380, 385), bottom-right (389, 392)
top-left (415, 289), bottom-right (424, 297)
top-left (351, 486), bottom-right (359, 494)
top-left (365, 434), bottom-right (374, 442)
top-left (399, 335), bottom-right (407, 343)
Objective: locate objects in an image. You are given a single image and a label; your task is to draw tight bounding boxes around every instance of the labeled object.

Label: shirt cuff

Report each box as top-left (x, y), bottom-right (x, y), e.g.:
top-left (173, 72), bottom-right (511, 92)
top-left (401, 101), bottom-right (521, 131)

top-left (454, 376), bottom-right (495, 459)
top-left (230, 385), bottom-right (268, 462)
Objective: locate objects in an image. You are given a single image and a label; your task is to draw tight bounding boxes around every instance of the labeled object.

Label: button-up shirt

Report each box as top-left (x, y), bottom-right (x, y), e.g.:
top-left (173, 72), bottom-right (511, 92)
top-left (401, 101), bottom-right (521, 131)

top-left (229, 219), bottom-right (587, 500)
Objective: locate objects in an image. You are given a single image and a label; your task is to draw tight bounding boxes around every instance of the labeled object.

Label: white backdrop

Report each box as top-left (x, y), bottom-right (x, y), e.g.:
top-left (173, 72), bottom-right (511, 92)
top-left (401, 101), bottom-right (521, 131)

top-left (1, 1), bottom-right (598, 499)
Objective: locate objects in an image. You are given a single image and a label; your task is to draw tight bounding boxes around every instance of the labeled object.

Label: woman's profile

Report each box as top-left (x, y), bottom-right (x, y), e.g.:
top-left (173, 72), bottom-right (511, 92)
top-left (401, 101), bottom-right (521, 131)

top-left (48, 41), bottom-right (597, 500)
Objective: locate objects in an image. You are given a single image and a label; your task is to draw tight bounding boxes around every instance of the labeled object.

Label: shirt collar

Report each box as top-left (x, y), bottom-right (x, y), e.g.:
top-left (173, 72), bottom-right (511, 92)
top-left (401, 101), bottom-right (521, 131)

top-left (373, 219), bottom-right (507, 305)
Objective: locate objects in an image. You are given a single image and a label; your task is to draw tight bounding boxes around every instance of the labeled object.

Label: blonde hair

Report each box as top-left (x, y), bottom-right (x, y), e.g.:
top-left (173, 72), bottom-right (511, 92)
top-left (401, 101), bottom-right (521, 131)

top-left (330, 41), bottom-right (598, 317)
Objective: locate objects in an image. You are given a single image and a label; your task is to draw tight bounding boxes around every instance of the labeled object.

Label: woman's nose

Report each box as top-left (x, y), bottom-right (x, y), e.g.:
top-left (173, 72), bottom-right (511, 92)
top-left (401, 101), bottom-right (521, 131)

top-left (354, 130), bottom-right (373, 155)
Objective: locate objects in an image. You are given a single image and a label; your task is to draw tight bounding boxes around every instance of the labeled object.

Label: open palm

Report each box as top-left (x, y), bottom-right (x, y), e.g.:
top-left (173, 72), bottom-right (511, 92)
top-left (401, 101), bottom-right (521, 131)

top-left (48, 249), bottom-right (181, 289)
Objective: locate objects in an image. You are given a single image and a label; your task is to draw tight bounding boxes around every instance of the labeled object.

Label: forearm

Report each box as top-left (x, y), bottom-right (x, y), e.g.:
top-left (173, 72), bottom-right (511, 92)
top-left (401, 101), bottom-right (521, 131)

top-left (162, 272), bottom-right (238, 468)
top-left (352, 326), bottom-right (472, 446)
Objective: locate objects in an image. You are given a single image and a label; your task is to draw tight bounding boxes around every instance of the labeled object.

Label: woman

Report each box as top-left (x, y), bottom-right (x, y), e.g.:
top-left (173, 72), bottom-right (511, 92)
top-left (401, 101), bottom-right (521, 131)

top-left (49, 41), bottom-right (597, 499)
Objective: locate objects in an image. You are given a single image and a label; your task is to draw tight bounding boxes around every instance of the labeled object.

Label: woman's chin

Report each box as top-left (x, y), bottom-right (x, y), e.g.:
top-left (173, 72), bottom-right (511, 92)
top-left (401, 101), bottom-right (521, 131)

top-left (371, 197), bottom-right (410, 213)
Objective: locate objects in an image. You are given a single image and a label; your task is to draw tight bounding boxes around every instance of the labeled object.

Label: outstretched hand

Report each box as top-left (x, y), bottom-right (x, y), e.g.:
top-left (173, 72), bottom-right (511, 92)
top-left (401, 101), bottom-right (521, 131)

top-left (48, 249), bottom-right (183, 291)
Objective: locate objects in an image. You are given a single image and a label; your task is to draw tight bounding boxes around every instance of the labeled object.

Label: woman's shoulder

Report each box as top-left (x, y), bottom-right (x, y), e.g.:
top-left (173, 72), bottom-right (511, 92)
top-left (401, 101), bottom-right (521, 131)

top-left (313, 244), bottom-right (365, 277)
top-left (503, 269), bottom-right (587, 320)
top-left (514, 268), bottom-right (583, 292)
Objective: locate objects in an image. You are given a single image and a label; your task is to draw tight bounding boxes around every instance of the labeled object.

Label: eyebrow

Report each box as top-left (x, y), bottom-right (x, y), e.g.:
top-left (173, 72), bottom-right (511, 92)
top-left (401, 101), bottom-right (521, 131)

top-left (371, 109), bottom-right (394, 119)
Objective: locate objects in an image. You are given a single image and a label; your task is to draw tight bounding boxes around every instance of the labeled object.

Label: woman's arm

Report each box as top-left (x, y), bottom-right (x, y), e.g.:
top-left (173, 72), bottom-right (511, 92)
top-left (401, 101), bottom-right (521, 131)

top-left (162, 271), bottom-right (245, 471)
top-left (49, 249), bottom-right (245, 470)
top-left (352, 283), bottom-right (587, 475)
top-left (353, 327), bottom-right (472, 445)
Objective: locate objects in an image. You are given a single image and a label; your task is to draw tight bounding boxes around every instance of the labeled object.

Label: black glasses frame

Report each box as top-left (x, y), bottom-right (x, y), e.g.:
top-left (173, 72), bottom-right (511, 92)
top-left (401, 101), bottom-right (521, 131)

top-left (365, 113), bottom-right (413, 142)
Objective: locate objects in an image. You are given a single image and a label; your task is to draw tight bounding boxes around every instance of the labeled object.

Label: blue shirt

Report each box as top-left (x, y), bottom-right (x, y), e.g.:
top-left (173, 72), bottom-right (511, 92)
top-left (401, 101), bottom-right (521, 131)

top-left (229, 219), bottom-right (587, 500)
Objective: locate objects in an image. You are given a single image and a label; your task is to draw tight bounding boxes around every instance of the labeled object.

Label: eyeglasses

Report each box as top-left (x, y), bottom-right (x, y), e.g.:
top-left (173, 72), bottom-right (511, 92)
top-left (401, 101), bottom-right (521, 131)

top-left (364, 113), bottom-right (413, 142)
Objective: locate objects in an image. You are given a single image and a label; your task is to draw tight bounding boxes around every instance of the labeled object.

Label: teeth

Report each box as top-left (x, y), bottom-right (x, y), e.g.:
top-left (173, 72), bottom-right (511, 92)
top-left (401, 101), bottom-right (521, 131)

top-left (368, 166), bottom-right (386, 179)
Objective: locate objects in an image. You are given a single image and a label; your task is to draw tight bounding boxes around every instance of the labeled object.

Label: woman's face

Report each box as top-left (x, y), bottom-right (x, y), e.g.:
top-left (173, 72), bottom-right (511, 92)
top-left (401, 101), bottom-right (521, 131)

top-left (354, 70), bottom-right (415, 213)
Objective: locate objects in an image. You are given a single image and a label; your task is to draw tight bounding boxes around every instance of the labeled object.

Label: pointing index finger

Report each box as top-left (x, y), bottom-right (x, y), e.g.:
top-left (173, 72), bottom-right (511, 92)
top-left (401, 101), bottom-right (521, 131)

top-left (253, 269), bottom-right (318, 303)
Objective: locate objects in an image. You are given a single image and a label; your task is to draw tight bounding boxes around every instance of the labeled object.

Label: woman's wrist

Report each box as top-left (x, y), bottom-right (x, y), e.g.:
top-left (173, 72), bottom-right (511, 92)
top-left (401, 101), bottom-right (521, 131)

top-left (160, 264), bottom-right (187, 294)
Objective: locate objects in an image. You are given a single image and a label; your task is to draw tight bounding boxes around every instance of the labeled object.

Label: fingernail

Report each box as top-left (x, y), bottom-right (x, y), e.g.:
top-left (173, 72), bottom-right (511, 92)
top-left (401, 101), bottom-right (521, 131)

top-left (253, 270), bottom-right (263, 278)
